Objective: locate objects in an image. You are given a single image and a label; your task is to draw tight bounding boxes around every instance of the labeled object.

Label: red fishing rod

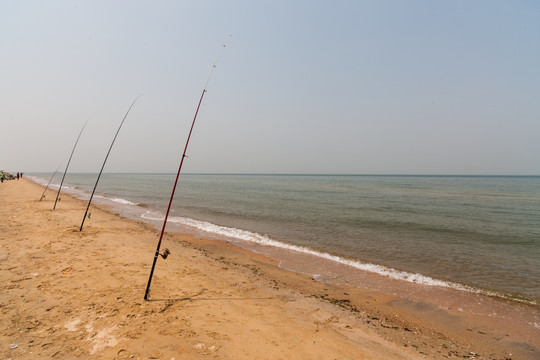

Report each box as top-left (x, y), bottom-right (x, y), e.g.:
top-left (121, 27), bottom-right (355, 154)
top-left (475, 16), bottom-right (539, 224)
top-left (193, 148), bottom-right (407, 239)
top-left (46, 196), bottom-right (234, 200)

top-left (40, 163), bottom-right (62, 201)
top-left (144, 36), bottom-right (230, 301)
top-left (79, 95), bottom-right (141, 231)
top-left (53, 121), bottom-right (87, 209)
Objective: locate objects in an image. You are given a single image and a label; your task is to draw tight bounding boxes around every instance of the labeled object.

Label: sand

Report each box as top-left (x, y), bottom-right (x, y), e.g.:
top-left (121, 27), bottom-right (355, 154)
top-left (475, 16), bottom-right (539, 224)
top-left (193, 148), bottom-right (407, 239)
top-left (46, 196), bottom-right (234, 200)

top-left (1, 179), bottom-right (538, 359)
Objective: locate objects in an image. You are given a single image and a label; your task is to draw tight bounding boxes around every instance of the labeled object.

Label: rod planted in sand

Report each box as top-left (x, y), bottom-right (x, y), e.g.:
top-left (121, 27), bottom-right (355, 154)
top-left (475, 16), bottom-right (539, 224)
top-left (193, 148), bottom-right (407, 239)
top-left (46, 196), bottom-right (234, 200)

top-left (53, 121), bottom-right (87, 209)
top-left (144, 36), bottom-right (230, 301)
top-left (79, 95), bottom-right (141, 231)
top-left (40, 164), bottom-right (62, 201)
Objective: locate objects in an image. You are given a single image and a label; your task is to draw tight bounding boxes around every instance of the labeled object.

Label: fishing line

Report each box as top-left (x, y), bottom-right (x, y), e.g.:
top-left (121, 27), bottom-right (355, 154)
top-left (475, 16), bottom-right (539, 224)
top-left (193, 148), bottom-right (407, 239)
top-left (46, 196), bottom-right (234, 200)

top-left (53, 121), bottom-right (87, 209)
top-left (39, 163), bottom-right (62, 201)
top-left (144, 36), bottom-right (231, 301)
top-left (79, 95), bottom-right (142, 231)
top-left (204, 34), bottom-right (231, 90)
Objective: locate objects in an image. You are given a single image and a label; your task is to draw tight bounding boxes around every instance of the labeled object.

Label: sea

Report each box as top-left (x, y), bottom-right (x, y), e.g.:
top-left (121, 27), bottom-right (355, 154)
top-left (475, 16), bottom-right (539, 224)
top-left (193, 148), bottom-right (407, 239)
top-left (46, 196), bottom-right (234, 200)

top-left (29, 173), bottom-right (540, 305)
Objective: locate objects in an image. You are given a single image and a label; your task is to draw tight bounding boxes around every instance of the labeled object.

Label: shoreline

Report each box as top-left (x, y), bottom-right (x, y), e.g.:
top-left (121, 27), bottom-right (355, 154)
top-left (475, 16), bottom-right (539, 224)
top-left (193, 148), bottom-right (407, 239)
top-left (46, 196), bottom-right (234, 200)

top-left (28, 173), bottom-right (539, 306)
top-left (1, 179), bottom-right (538, 359)
top-left (31, 174), bottom-right (540, 306)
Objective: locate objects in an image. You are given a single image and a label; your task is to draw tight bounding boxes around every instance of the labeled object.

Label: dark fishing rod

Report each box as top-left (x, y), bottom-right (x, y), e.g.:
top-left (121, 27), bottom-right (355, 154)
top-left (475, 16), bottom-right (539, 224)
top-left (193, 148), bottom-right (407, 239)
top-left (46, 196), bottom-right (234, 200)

top-left (79, 94), bottom-right (142, 231)
top-left (53, 121), bottom-right (87, 209)
top-left (39, 164), bottom-right (62, 201)
top-left (144, 36), bottom-right (230, 301)
top-left (79, 95), bottom-right (142, 231)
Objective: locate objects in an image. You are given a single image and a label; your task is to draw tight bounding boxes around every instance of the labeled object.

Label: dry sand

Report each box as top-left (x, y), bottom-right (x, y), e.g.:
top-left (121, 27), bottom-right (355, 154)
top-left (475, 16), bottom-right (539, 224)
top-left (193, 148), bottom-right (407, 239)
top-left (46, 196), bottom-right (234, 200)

top-left (1, 179), bottom-right (538, 359)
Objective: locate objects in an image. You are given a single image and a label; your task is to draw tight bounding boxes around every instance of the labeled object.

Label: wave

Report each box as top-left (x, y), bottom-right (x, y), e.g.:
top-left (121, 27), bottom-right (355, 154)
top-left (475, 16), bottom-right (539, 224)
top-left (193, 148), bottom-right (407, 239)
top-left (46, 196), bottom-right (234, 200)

top-left (139, 210), bottom-right (535, 305)
top-left (30, 176), bottom-right (137, 206)
top-left (28, 175), bottom-right (60, 190)
top-left (93, 195), bottom-right (137, 206)
top-left (28, 175), bottom-right (48, 186)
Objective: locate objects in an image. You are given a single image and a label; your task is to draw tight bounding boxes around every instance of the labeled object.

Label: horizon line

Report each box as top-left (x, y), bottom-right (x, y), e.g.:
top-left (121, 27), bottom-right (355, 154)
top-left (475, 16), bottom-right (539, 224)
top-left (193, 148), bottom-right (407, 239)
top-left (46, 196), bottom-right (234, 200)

top-left (25, 172), bottom-right (540, 177)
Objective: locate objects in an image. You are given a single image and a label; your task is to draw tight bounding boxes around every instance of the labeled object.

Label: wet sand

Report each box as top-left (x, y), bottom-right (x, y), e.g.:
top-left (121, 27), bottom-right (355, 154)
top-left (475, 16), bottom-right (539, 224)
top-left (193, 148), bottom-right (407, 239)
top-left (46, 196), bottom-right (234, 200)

top-left (1, 179), bottom-right (538, 359)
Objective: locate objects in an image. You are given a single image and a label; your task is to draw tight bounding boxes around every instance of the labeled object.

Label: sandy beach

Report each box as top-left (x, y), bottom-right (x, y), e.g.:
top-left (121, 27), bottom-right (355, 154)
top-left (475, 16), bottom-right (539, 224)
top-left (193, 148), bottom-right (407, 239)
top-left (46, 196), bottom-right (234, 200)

top-left (1, 178), bottom-right (538, 359)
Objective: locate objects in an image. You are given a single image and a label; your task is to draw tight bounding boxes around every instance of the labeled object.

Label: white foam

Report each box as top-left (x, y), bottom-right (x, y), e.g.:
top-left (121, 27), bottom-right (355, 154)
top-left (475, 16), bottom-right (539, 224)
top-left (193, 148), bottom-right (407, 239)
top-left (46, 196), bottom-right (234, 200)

top-left (28, 175), bottom-right (46, 185)
top-left (94, 195), bottom-right (137, 205)
top-left (140, 211), bottom-right (165, 221)
top-left (110, 197), bottom-right (137, 205)
top-left (29, 176), bottom-right (60, 190)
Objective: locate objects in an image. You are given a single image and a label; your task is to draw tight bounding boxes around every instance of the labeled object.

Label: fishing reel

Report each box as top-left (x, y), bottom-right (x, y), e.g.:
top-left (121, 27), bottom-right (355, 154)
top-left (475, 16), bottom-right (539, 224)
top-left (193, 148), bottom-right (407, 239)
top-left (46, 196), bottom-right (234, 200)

top-left (159, 248), bottom-right (170, 260)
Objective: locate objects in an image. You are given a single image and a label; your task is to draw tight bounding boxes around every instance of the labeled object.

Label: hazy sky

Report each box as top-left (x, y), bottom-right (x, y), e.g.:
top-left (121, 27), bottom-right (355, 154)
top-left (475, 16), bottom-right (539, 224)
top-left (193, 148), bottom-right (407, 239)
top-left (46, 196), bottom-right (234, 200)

top-left (1, 0), bottom-right (539, 175)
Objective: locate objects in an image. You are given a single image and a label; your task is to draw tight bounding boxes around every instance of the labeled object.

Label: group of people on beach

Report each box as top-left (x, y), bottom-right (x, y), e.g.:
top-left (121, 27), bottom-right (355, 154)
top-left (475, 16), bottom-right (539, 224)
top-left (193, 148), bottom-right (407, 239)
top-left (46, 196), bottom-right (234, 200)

top-left (0, 171), bottom-right (23, 183)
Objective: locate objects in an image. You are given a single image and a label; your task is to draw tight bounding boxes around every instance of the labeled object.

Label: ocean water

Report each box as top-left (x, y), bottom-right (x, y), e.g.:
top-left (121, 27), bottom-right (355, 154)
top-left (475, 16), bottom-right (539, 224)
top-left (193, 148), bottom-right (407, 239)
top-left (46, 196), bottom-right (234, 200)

top-left (29, 173), bottom-right (540, 304)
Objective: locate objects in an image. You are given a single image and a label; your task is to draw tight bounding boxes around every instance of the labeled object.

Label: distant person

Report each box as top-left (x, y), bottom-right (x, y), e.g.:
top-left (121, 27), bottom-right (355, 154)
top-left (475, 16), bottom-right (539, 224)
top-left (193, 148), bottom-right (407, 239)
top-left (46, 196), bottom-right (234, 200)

top-left (21, 172), bottom-right (23, 178)
top-left (0, 172), bottom-right (4, 183)
top-left (17, 172), bottom-right (19, 180)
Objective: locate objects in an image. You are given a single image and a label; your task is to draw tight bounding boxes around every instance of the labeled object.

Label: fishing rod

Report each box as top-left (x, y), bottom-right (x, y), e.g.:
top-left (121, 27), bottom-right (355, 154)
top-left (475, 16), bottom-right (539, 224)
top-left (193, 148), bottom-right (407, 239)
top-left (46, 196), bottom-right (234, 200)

top-left (144, 36), bottom-right (231, 301)
top-left (39, 164), bottom-right (62, 201)
top-left (79, 95), bottom-right (142, 231)
top-left (53, 121), bottom-right (87, 209)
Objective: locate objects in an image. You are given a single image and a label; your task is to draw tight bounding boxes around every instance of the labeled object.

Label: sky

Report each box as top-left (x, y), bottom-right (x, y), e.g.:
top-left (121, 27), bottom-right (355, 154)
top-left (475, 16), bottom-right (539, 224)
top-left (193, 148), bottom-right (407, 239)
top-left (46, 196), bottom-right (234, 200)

top-left (1, 0), bottom-right (539, 175)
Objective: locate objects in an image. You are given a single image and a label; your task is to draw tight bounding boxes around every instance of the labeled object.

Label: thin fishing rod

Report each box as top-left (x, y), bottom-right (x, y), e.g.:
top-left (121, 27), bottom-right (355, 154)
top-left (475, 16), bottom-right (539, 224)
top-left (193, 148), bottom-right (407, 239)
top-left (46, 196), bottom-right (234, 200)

top-left (40, 164), bottom-right (62, 201)
top-left (79, 95), bottom-right (142, 231)
top-left (144, 36), bottom-right (230, 301)
top-left (53, 121), bottom-right (87, 209)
